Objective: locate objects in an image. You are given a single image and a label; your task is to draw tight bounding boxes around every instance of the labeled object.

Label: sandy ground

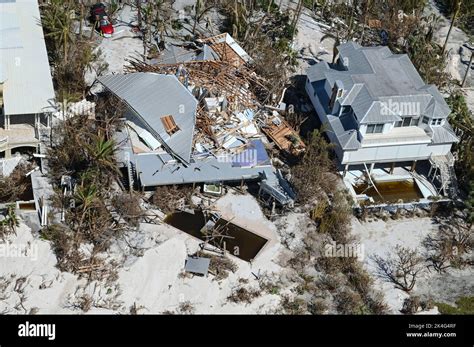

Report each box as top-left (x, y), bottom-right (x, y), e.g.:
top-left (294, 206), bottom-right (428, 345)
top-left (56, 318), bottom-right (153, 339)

top-left (281, 0), bottom-right (335, 74)
top-left (0, 192), bottom-right (290, 314)
top-left (2, 2), bottom-right (471, 316)
top-left (84, 4), bottom-right (144, 88)
top-left (428, 0), bottom-right (474, 112)
top-left (352, 217), bottom-right (473, 313)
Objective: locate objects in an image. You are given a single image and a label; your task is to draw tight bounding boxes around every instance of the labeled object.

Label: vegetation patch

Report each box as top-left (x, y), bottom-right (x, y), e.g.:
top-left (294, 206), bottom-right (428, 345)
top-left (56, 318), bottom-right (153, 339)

top-left (436, 296), bottom-right (474, 314)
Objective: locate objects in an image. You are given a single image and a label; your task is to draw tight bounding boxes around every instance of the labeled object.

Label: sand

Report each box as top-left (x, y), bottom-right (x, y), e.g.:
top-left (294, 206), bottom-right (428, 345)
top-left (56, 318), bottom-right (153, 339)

top-left (352, 216), bottom-right (473, 313)
top-left (0, 192), bottom-right (288, 314)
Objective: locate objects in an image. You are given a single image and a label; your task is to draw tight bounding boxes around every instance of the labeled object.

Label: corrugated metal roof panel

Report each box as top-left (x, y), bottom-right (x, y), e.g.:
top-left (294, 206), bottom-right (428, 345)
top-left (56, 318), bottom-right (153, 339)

top-left (0, 0), bottom-right (56, 115)
top-left (136, 153), bottom-right (271, 186)
top-left (223, 33), bottom-right (252, 63)
top-left (98, 73), bottom-right (198, 163)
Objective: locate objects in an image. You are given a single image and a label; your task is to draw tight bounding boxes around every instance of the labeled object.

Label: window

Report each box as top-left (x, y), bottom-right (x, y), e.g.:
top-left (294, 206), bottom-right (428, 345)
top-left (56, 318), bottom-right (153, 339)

top-left (366, 123), bottom-right (384, 134)
top-left (161, 115), bottom-right (179, 135)
top-left (396, 117), bottom-right (419, 127)
top-left (431, 118), bottom-right (443, 126)
top-left (422, 116), bottom-right (429, 124)
top-left (341, 106), bottom-right (351, 114)
top-left (340, 105), bottom-right (352, 117)
top-left (402, 117), bottom-right (412, 127)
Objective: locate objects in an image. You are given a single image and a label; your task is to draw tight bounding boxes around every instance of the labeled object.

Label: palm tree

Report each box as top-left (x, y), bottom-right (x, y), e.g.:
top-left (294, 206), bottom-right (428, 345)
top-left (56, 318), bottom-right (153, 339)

top-left (86, 134), bottom-right (120, 177)
top-left (42, 0), bottom-right (75, 63)
top-left (5, 204), bottom-right (19, 234)
top-left (442, 0), bottom-right (462, 55)
top-left (73, 182), bottom-right (99, 228)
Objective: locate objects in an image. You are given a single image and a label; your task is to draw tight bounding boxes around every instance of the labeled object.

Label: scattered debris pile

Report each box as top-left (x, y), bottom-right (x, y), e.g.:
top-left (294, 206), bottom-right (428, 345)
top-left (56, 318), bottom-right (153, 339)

top-left (95, 33), bottom-right (305, 208)
top-left (260, 114), bottom-right (306, 156)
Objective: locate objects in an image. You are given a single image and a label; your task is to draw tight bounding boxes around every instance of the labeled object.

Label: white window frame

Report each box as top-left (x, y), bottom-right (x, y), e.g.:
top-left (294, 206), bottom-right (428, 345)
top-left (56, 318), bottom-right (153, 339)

top-left (366, 123), bottom-right (384, 134)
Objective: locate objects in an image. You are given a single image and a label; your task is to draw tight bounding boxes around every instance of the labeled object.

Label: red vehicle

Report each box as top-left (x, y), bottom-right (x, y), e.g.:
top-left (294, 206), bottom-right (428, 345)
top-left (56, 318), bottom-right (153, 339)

top-left (90, 3), bottom-right (114, 37)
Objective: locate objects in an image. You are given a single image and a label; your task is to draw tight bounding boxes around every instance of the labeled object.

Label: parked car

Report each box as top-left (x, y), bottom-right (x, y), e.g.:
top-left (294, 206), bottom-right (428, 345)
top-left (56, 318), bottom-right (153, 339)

top-left (90, 3), bottom-right (114, 37)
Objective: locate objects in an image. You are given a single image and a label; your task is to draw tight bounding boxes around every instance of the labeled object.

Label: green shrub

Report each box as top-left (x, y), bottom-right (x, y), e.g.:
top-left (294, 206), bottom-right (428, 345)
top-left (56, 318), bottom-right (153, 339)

top-left (436, 296), bottom-right (474, 314)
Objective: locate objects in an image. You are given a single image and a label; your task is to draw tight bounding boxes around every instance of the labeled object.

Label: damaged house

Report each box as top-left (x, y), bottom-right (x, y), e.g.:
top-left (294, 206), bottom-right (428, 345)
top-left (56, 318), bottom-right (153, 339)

top-left (154, 33), bottom-right (252, 67)
top-left (97, 72), bottom-right (294, 206)
top-left (95, 33), bottom-right (300, 206)
top-left (306, 42), bottom-right (459, 204)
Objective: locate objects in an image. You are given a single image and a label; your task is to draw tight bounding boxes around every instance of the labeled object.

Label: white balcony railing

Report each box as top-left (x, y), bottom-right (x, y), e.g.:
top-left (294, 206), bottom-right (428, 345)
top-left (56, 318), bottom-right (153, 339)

top-left (362, 135), bottom-right (430, 146)
top-left (0, 136), bottom-right (8, 147)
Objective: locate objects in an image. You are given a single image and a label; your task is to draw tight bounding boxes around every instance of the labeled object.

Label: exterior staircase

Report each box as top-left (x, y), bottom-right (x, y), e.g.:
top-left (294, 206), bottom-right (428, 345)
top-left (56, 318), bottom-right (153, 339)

top-left (429, 153), bottom-right (459, 198)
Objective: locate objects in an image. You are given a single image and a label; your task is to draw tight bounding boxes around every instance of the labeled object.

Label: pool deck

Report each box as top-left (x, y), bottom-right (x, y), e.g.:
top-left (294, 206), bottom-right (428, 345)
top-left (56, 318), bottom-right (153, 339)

top-left (342, 167), bottom-right (440, 206)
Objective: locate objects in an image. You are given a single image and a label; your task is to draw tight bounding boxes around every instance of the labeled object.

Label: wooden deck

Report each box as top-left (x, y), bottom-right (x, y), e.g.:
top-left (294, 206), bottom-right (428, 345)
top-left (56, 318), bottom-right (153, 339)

top-left (261, 119), bottom-right (305, 155)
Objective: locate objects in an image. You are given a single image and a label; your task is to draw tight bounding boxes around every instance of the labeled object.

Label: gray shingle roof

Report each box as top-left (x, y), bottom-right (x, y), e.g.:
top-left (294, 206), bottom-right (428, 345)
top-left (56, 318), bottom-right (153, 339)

top-left (327, 114), bottom-right (361, 150)
top-left (136, 153), bottom-right (271, 186)
top-left (98, 73), bottom-right (198, 163)
top-left (431, 124), bottom-right (459, 144)
top-left (338, 130), bottom-right (360, 150)
top-left (307, 42), bottom-right (452, 124)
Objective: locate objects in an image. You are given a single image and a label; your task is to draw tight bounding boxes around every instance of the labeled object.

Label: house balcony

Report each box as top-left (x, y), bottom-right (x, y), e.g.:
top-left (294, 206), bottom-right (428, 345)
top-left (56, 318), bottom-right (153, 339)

top-left (361, 127), bottom-right (431, 147)
top-left (0, 124), bottom-right (40, 158)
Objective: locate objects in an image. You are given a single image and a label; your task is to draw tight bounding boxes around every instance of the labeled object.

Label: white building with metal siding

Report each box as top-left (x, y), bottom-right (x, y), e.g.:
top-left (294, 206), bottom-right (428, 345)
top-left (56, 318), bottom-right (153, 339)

top-left (0, 0), bottom-right (55, 130)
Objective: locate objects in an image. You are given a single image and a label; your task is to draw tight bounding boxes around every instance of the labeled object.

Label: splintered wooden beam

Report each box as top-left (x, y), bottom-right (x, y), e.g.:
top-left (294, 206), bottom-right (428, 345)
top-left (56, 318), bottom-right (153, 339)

top-left (124, 58), bottom-right (270, 107)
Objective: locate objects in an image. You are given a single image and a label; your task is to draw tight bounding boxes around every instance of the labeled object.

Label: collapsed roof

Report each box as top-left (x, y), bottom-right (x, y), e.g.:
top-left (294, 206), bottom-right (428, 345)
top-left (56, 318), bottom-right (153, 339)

top-left (98, 73), bottom-right (198, 164)
top-left (154, 44), bottom-right (220, 65)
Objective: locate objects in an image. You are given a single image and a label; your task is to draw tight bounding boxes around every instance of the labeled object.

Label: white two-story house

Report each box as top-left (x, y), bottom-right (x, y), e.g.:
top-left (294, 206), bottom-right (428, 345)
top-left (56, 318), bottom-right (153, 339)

top-left (306, 42), bottom-right (458, 175)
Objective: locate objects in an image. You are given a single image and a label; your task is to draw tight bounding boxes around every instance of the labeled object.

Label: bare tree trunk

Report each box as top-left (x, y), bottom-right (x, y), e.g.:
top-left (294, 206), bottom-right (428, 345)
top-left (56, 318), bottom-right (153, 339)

top-left (64, 29), bottom-right (68, 63)
top-left (461, 51), bottom-right (473, 87)
top-left (79, 1), bottom-right (84, 38)
top-left (136, 0), bottom-right (142, 28)
top-left (442, 0), bottom-right (462, 55)
top-left (192, 0), bottom-right (202, 35)
top-left (290, 0), bottom-right (304, 39)
top-left (90, 20), bottom-right (98, 39)
top-left (360, 0), bottom-right (371, 44)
